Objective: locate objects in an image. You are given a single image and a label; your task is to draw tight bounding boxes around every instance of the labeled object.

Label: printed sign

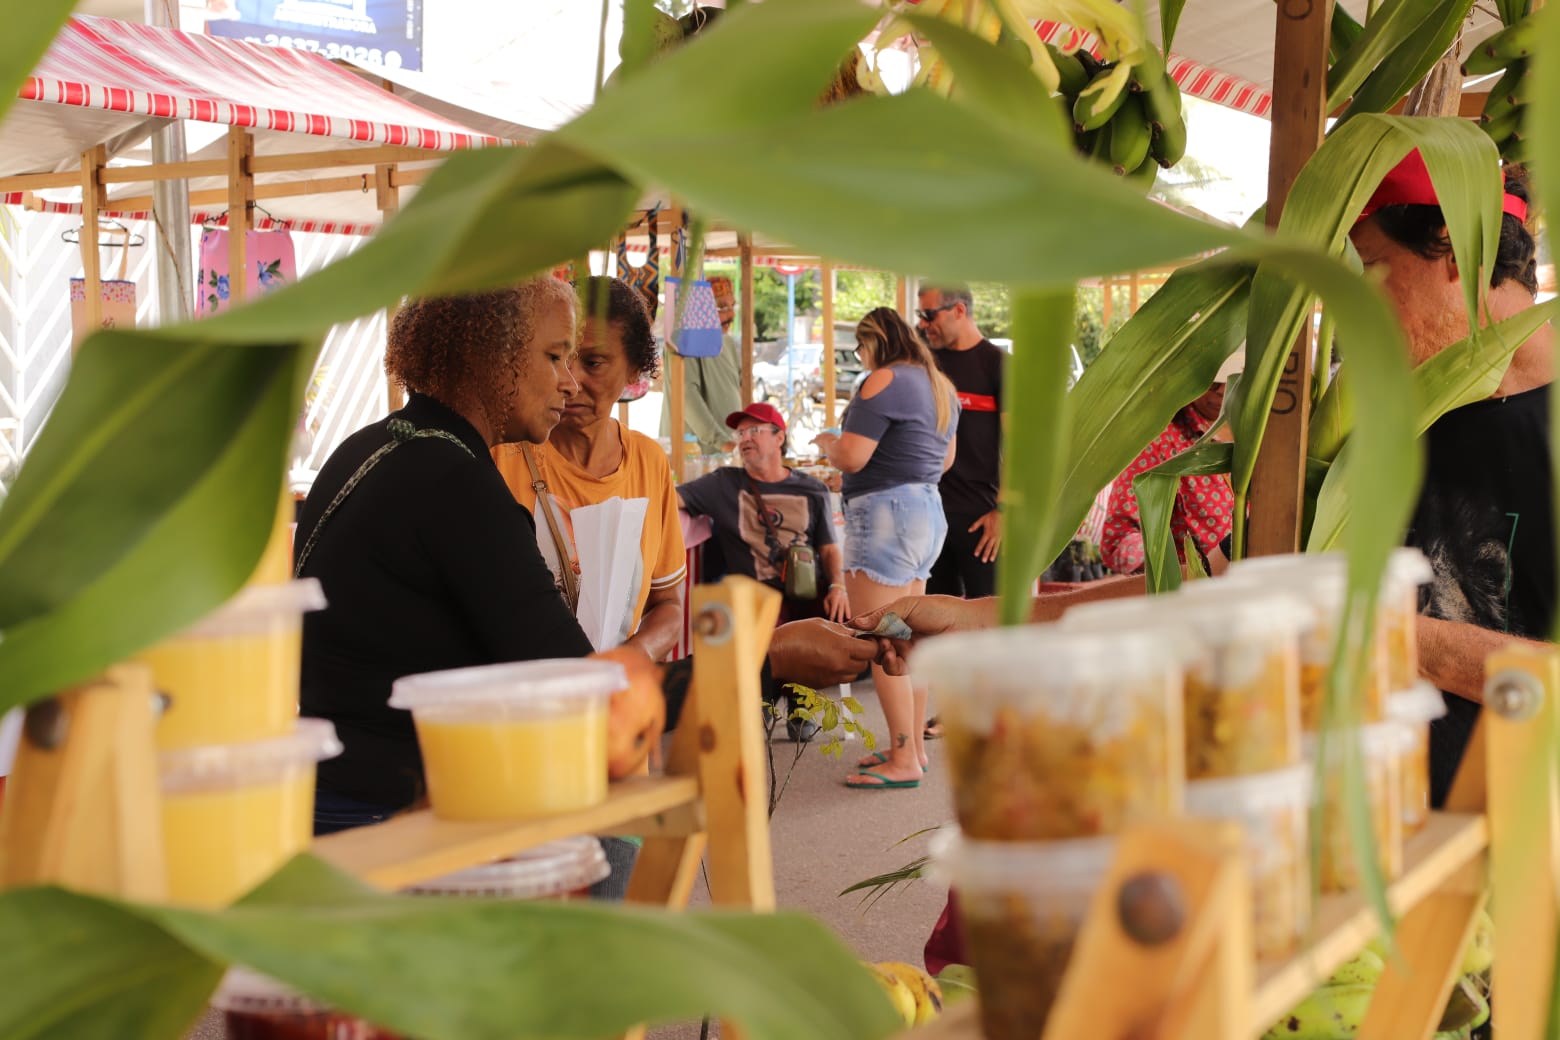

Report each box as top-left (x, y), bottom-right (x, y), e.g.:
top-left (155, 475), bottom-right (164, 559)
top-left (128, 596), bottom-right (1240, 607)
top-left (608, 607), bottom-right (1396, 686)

top-left (205, 0), bottom-right (423, 71)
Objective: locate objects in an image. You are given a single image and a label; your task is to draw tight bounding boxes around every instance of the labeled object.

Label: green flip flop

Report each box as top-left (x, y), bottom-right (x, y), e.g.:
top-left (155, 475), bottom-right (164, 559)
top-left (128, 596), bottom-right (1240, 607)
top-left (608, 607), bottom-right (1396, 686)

top-left (857, 750), bottom-right (928, 773)
top-left (844, 769), bottom-right (921, 790)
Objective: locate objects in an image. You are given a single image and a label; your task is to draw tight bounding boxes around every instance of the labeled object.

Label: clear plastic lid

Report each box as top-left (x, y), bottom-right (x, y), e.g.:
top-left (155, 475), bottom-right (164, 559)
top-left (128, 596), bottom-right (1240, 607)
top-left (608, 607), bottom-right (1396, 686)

top-left (159, 718), bottom-right (342, 794)
top-left (928, 827), bottom-right (1115, 897)
top-left (1068, 584), bottom-right (1314, 646)
top-left (1185, 764), bottom-right (1311, 818)
top-left (1387, 682), bottom-right (1448, 724)
top-left (388, 659), bottom-right (626, 713)
top-left (173, 578), bottom-right (326, 640)
top-left (911, 625), bottom-right (1181, 736)
top-left (211, 966), bottom-right (326, 1014)
top-left (1302, 720), bottom-right (1406, 766)
top-left (1057, 596), bottom-right (1204, 664)
top-left (403, 836), bottom-right (610, 898)
top-left (1387, 547), bottom-right (1434, 593)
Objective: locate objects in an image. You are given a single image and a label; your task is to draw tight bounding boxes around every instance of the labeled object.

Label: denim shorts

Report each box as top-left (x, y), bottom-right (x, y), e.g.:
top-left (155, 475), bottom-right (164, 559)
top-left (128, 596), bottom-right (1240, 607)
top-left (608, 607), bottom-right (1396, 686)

top-left (843, 482), bottom-right (948, 587)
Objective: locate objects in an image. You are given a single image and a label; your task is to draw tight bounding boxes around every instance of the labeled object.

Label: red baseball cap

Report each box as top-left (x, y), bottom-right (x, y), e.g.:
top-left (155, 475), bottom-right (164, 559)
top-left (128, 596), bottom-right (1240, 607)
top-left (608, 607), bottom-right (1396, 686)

top-left (1356, 148), bottom-right (1528, 224)
top-left (725, 402), bottom-right (787, 433)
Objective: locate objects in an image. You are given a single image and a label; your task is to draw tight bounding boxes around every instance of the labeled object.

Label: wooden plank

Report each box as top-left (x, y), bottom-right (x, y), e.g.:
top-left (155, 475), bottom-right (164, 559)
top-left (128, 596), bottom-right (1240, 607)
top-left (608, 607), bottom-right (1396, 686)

top-left (311, 776), bottom-right (700, 891)
top-left (666, 207), bottom-right (686, 480)
top-left (77, 146), bottom-right (107, 348)
top-left (1484, 645), bottom-right (1560, 1040)
top-left (691, 577), bottom-right (780, 912)
top-left (1249, 813), bottom-right (1489, 1031)
top-left (739, 233), bottom-right (755, 407)
top-left (1246, 0), bottom-right (1328, 557)
top-left (377, 162), bottom-right (405, 413)
top-left (1357, 882), bottom-right (1485, 1040)
top-left (227, 127), bottom-right (254, 305)
top-left (895, 276), bottom-right (908, 317)
top-left (0, 170), bottom-right (84, 193)
top-left (250, 144), bottom-right (448, 173)
top-left (624, 834), bottom-right (708, 909)
top-left (1044, 818), bottom-right (1252, 1040)
top-left (821, 261), bottom-right (837, 428)
top-left (99, 160), bottom-right (226, 184)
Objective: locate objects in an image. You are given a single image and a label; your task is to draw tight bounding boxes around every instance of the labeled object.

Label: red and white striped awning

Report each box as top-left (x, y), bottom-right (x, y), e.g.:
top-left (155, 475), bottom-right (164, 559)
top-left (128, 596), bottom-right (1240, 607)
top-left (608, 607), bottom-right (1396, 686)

top-left (17, 16), bottom-right (501, 155)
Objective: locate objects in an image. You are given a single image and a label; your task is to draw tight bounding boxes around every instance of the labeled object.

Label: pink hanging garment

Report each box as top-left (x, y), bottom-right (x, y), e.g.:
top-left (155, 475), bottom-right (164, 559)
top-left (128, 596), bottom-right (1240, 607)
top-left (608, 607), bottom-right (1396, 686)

top-left (197, 227), bottom-right (297, 316)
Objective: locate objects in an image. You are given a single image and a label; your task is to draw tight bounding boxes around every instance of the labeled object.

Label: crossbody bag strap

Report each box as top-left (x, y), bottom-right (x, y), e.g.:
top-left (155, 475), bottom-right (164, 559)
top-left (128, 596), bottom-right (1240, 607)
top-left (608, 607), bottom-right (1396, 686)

top-left (293, 418), bottom-right (473, 578)
top-left (521, 443), bottom-right (581, 613)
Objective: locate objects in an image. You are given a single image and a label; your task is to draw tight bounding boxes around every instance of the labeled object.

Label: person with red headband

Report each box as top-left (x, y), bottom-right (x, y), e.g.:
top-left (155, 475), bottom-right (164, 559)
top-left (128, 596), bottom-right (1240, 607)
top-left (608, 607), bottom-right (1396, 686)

top-left (1350, 149), bottom-right (1554, 807)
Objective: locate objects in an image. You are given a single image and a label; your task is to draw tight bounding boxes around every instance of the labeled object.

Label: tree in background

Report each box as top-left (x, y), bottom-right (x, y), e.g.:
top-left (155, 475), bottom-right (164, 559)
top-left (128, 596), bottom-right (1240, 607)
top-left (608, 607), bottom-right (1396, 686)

top-left (706, 264), bottom-right (820, 343)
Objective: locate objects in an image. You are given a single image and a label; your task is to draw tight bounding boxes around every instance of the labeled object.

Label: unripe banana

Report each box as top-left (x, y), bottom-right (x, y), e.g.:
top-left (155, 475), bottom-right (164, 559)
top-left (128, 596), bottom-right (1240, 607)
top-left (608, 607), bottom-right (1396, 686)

top-left (1458, 909), bottom-right (1494, 977)
top-left (1481, 105), bottom-right (1522, 147)
top-left (1262, 984), bottom-right (1375, 1040)
top-left (1086, 120), bottom-right (1113, 160)
top-left (1109, 95), bottom-right (1152, 174)
top-left (1327, 947), bottom-right (1386, 986)
top-left (1128, 46), bottom-right (1166, 93)
top-left (1073, 65), bottom-right (1130, 132)
top-left (1047, 43), bottom-right (1090, 95)
top-left (1500, 129), bottom-right (1528, 163)
top-left (1144, 74), bottom-right (1186, 167)
top-left (1076, 47), bottom-right (1102, 78)
top-left (1123, 154), bottom-right (1159, 191)
top-left (862, 962), bottom-right (918, 1027)
top-left (1462, 14), bottom-right (1538, 76)
top-left (1479, 59), bottom-right (1529, 126)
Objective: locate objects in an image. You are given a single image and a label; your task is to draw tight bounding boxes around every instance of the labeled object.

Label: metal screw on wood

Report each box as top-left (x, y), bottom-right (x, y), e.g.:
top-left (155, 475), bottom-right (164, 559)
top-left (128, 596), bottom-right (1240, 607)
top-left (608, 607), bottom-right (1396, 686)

top-left (152, 690), bottom-right (173, 717)
top-left (23, 697), bottom-right (68, 750)
top-left (1117, 871), bottom-right (1185, 946)
top-left (694, 604), bottom-right (733, 645)
top-left (1485, 669), bottom-right (1544, 722)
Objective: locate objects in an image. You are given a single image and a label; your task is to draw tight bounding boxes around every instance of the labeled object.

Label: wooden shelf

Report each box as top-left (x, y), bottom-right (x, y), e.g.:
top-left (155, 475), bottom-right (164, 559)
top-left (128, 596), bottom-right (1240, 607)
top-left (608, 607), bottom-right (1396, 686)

top-left (312, 776), bottom-right (703, 891)
top-left (894, 812), bottom-right (1489, 1040)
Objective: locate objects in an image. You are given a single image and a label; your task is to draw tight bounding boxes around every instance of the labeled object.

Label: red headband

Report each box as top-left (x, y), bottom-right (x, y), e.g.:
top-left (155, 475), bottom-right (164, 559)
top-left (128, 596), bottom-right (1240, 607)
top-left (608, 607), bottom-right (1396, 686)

top-left (1356, 148), bottom-right (1528, 224)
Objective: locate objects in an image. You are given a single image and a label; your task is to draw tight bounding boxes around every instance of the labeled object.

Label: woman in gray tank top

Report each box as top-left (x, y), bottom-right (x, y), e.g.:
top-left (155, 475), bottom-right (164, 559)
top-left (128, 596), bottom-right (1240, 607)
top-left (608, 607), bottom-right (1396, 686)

top-left (814, 307), bottom-right (959, 790)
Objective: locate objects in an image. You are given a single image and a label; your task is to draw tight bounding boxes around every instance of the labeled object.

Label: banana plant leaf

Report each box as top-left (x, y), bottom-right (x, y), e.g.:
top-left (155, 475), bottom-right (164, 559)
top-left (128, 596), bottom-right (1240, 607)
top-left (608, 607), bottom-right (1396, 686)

top-left (1134, 441), bottom-right (1233, 595)
top-left (0, 0), bottom-right (74, 131)
top-left (0, 857), bottom-right (902, 1040)
top-left (1160, 0), bottom-right (1187, 52)
top-left (1335, 0), bottom-right (1477, 125)
top-left (999, 288), bottom-right (1076, 624)
top-left (1308, 366), bottom-right (1354, 466)
top-left (904, 11), bottom-right (1070, 143)
top-left (1327, 0), bottom-right (1474, 120)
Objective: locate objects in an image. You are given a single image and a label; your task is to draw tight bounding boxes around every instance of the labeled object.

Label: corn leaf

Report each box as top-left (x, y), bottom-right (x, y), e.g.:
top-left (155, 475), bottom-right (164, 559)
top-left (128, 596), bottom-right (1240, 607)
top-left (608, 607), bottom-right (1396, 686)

top-left (1134, 441), bottom-right (1232, 594)
top-left (1333, 0), bottom-right (1476, 125)
top-left (1530, 0), bottom-right (1560, 650)
top-left (1308, 367), bottom-right (1354, 466)
top-left (1497, 0), bottom-right (1531, 26)
top-left (1160, 0), bottom-right (1186, 52)
top-left (0, 887), bottom-right (223, 1040)
top-left (999, 288), bottom-right (1075, 625)
top-left (1329, 4), bottom-right (1366, 65)
top-left (1046, 259), bottom-right (1251, 577)
top-left (0, 0), bottom-right (75, 131)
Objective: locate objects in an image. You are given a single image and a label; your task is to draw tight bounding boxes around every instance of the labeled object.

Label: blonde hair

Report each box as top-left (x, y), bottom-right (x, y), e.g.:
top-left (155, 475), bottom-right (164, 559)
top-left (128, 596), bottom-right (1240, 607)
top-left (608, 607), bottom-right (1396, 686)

top-left (855, 307), bottom-right (957, 434)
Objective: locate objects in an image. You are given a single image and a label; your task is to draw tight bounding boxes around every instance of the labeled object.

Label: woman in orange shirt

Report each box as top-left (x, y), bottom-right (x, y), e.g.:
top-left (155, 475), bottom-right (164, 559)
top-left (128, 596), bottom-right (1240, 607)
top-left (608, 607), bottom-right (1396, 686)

top-left (494, 277), bottom-right (685, 662)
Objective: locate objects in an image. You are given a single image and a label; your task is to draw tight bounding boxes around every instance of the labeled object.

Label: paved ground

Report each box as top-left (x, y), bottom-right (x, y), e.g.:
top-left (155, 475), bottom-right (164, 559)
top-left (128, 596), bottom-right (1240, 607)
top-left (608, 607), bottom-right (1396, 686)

top-left (189, 679), bottom-right (952, 1039)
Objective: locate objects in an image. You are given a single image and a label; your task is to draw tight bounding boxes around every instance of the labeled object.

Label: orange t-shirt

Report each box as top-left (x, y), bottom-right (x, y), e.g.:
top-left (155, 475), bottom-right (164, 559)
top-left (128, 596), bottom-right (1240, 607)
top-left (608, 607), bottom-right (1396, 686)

top-left (493, 425), bottom-right (685, 648)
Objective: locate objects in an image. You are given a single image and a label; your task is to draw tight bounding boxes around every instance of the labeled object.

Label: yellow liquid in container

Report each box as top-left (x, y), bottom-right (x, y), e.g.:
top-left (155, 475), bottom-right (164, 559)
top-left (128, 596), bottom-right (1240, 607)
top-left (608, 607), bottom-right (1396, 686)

top-left (161, 769), bottom-right (315, 907)
top-left (145, 628), bottom-right (302, 749)
top-left (416, 706), bottom-right (608, 821)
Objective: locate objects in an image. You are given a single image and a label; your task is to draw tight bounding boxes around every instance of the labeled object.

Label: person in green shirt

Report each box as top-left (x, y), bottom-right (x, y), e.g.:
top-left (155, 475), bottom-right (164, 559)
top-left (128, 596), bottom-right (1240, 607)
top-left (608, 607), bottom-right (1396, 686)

top-left (662, 275), bottom-right (744, 454)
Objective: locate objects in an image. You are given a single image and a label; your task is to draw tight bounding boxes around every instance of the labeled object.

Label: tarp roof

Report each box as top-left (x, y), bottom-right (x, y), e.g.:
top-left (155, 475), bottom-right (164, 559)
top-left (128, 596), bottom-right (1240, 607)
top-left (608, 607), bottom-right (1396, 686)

top-left (0, 15), bottom-right (505, 232)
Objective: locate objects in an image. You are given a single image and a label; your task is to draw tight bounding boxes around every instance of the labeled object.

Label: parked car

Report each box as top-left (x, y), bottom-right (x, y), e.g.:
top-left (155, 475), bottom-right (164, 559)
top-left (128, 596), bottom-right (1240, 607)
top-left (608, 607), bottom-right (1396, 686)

top-left (752, 344), bottom-right (823, 403)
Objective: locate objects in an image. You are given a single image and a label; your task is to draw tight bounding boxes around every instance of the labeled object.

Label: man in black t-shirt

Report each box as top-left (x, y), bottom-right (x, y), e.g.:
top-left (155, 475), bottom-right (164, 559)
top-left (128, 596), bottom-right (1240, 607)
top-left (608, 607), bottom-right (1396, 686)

top-left (1351, 151), bottom-right (1555, 806)
top-left (918, 284), bottom-right (1005, 599)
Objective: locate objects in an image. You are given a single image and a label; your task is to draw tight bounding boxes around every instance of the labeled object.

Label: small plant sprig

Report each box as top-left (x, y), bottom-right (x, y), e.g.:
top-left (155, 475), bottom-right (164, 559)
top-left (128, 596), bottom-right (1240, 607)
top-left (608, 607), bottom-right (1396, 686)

top-left (764, 683), bottom-right (878, 815)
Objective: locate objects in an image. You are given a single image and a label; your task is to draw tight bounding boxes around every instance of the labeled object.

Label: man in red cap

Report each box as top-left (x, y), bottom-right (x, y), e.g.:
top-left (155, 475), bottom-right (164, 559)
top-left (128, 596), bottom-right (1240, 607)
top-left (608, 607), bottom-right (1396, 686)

top-left (1350, 150), bottom-right (1554, 807)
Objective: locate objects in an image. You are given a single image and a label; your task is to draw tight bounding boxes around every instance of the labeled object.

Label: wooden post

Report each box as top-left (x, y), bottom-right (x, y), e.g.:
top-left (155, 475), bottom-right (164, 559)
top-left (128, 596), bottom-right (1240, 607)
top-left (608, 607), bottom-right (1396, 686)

top-left (1102, 275), bottom-right (1113, 329)
top-left (377, 163), bottom-right (405, 413)
top-left (1482, 645), bottom-right (1560, 1040)
top-left (739, 233), bottom-right (755, 408)
top-left (0, 665), bottom-right (166, 902)
top-left (227, 127), bottom-right (254, 306)
top-left (1402, 25), bottom-right (1466, 117)
top-left (821, 262), bottom-right (837, 429)
top-left (895, 275), bottom-right (908, 317)
top-left (1247, 0), bottom-right (1329, 556)
top-left (1129, 270), bottom-right (1141, 314)
top-left (666, 208), bottom-right (686, 481)
top-left (76, 146), bottom-right (107, 352)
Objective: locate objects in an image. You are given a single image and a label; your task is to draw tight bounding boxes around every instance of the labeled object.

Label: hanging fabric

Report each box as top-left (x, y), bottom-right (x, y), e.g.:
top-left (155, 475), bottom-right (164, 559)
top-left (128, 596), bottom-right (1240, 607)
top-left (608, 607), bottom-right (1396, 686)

top-left (613, 204), bottom-right (661, 320)
top-left (196, 226), bottom-right (297, 316)
top-left (68, 227), bottom-right (137, 348)
top-left (663, 213), bottom-right (721, 358)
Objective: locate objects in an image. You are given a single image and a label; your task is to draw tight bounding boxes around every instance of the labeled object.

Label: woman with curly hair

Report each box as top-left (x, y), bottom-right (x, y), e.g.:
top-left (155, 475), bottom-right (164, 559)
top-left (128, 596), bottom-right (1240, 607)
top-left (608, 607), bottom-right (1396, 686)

top-left (814, 306), bottom-right (958, 790)
top-left (494, 276), bottom-right (685, 661)
top-left (295, 276), bottom-right (592, 835)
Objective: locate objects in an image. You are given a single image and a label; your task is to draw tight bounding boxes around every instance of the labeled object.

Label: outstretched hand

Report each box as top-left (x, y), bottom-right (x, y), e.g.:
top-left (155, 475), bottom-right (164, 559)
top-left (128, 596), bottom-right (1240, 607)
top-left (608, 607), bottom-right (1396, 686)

top-left (848, 595), bottom-right (993, 676)
top-left (768, 618), bottom-right (879, 688)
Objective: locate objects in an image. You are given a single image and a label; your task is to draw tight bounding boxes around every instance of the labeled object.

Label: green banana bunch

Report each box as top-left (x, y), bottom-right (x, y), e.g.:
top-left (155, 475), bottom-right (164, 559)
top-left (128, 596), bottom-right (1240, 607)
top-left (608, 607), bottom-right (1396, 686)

top-left (1462, 11), bottom-right (1539, 76)
top-left (1050, 37), bottom-right (1181, 191)
top-left (1262, 983), bottom-right (1375, 1040)
top-left (1476, 55), bottom-right (1530, 162)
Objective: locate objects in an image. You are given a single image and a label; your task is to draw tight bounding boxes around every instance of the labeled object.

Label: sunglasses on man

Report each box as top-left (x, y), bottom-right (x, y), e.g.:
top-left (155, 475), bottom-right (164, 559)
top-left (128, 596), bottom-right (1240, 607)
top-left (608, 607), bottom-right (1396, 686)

top-left (917, 303), bottom-right (956, 323)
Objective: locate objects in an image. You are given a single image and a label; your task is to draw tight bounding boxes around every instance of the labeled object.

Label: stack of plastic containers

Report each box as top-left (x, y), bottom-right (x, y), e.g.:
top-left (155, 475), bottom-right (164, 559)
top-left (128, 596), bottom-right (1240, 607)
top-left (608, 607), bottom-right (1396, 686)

top-left (1226, 549), bottom-right (1436, 892)
top-left (213, 838), bottom-right (609, 1037)
top-left (1064, 587), bottom-right (1314, 961)
top-left (388, 659), bottom-right (625, 821)
top-left (914, 627), bottom-right (1185, 1040)
top-left (136, 497), bottom-right (335, 907)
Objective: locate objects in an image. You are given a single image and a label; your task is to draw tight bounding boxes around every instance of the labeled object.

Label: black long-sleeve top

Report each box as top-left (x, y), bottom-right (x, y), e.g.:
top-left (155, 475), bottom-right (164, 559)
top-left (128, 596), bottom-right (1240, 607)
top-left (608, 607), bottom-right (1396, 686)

top-left (296, 394), bottom-right (596, 809)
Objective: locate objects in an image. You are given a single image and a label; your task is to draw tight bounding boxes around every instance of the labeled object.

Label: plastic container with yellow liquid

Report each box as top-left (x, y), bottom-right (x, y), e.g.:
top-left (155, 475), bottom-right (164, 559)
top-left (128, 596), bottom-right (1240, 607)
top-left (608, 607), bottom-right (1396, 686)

top-left (159, 718), bottom-right (341, 907)
top-left (143, 578), bottom-right (327, 749)
top-left (389, 659), bottom-right (625, 821)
